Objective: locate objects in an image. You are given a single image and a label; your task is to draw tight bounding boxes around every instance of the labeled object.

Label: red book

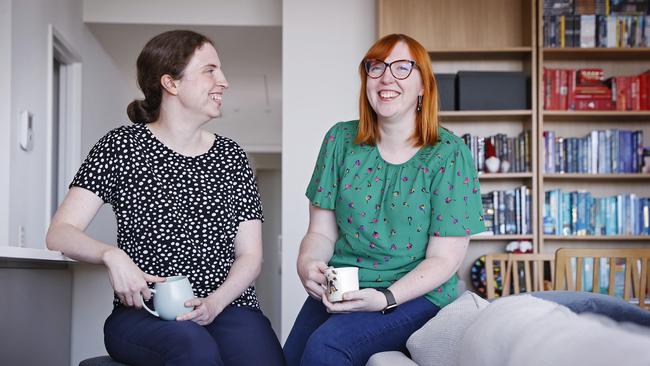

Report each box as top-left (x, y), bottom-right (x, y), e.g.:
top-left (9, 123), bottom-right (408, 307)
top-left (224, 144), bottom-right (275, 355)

top-left (631, 76), bottom-right (640, 111)
top-left (558, 70), bottom-right (569, 111)
top-left (544, 68), bottom-right (552, 110)
top-left (553, 69), bottom-right (561, 110)
top-left (567, 69), bottom-right (577, 110)
top-left (577, 68), bottom-right (605, 85)
top-left (613, 76), bottom-right (630, 111)
top-left (575, 99), bottom-right (613, 110)
top-left (574, 92), bottom-right (612, 100)
top-left (574, 85), bottom-right (611, 95)
top-left (639, 72), bottom-right (649, 110)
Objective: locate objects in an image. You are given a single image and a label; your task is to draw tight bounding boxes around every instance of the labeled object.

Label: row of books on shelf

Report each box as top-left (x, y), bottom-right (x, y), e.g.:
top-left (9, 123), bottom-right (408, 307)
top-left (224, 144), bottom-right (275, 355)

top-left (543, 190), bottom-right (650, 236)
top-left (543, 14), bottom-right (650, 48)
top-left (544, 0), bottom-right (650, 16)
top-left (481, 187), bottom-right (532, 236)
top-left (544, 68), bottom-right (650, 111)
top-left (461, 131), bottom-right (531, 174)
top-left (542, 129), bottom-right (649, 173)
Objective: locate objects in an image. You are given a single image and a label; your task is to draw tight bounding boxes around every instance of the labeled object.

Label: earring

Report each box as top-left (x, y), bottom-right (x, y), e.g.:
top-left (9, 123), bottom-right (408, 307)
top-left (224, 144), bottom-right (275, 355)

top-left (417, 95), bottom-right (423, 112)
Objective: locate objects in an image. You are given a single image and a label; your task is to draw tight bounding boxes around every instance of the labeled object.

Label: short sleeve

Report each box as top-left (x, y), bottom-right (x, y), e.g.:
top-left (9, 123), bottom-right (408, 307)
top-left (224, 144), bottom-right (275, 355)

top-left (69, 131), bottom-right (119, 204)
top-left (305, 124), bottom-right (345, 209)
top-left (232, 148), bottom-right (264, 224)
top-left (429, 144), bottom-right (486, 237)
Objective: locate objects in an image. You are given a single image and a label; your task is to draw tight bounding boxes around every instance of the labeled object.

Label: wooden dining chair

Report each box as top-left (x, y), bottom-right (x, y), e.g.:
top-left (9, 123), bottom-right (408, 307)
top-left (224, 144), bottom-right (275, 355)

top-left (554, 248), bottom-right (650, 309)
top-left (485, 253), bottom-right (556, 300)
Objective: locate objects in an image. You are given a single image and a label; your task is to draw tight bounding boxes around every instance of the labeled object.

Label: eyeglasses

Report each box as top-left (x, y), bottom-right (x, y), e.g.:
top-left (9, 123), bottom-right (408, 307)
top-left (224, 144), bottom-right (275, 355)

top-left (364, 59), bottom-right (418, 80)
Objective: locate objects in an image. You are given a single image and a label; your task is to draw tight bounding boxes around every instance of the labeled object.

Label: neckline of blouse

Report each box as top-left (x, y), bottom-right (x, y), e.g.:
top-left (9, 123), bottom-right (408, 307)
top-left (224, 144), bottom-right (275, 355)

top-left (375, 144), bottom-right (428, 167)
top-left (141, 124), bottom-right (218, 159)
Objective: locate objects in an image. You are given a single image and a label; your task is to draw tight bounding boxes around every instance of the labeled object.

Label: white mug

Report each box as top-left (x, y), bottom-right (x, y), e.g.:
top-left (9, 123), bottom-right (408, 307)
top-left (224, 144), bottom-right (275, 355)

top-left (325, 267), bottom-right (359, 302)
top-left (139, 275), bottom-right (195, 321)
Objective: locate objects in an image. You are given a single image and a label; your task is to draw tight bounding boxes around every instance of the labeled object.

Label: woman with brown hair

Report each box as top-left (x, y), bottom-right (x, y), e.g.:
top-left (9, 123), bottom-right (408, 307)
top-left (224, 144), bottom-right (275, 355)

top-left (283, 34), bottom-right (486, 365)
top-left (46, 30), bottom-right (284, 365)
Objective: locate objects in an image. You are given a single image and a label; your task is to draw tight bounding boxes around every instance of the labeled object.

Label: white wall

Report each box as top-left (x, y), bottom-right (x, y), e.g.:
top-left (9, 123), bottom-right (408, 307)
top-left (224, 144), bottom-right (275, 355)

top-left (0, 0), bottom-right (11, 246)
top-left (281, 0), bottom-right (376, 341)
top-left (83, 0), bottom-right (281, 27)
top-left (256, 167), bottom-right (283, 337)
top-left (6, 0), bottom-right (131, 364)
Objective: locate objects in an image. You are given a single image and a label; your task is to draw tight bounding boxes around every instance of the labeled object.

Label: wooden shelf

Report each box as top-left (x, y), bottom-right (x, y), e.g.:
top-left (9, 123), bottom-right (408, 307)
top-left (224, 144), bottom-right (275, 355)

top-left (440, 110), bottom-right (533, 121)
top-left (544, 235), bottom-right (650, 241)
top-left (542, 47), bottom-right (650, 60)
top-left (479, 172), bottom-right (533, 179)
top-left (543, 173), bottom-right (650, 180)
top-left (471, 234), bottom-right (534, 241)
top-left (428, 47), bottom-right (532, 60)
top-left (542, 111), bottom-right (650, 122)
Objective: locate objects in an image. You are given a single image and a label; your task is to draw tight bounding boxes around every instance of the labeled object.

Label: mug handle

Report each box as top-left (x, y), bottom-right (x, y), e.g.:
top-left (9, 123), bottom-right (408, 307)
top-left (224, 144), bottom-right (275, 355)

top-left (139, 288), bottom-right (159, 318)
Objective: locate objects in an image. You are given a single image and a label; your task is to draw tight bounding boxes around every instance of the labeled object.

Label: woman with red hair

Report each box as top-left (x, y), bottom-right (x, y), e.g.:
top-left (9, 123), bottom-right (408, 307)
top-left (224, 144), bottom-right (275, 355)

top-left (284, 34), bottom-right (486, 365)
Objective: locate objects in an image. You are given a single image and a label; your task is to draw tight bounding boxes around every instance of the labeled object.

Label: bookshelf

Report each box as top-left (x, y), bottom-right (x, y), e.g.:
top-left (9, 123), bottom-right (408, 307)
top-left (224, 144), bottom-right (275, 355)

top-left (536, 1), bottom-right (650, 254)
top-left (378, 0), bottom-right (539, 283)
top-left (377, 0), bottom-right (650, 287)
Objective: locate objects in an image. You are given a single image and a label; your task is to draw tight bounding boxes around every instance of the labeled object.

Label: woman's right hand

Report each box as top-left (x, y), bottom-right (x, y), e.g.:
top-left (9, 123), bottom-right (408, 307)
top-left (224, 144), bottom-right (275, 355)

top-left (297, 259), bottom-right (329, 300)
top-left (102, 248), bottom-right (166, 308)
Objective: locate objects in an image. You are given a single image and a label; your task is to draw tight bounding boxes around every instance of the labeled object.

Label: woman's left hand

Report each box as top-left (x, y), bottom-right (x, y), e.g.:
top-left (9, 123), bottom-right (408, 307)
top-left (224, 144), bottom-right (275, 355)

top-left (322, 288), bottom-right (388, 313)
top-left (177, 297), bottom-right (224, 325)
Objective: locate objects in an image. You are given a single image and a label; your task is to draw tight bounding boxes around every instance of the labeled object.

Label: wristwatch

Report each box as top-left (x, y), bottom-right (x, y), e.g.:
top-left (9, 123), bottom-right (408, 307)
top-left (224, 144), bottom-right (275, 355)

top-left (377, 288), bottom-right (397, 314)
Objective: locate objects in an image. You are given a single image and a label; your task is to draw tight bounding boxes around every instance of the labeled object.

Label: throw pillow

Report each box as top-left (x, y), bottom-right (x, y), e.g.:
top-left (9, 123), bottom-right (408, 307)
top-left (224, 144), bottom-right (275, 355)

top-left (407, 291), bottom-right (488, 366)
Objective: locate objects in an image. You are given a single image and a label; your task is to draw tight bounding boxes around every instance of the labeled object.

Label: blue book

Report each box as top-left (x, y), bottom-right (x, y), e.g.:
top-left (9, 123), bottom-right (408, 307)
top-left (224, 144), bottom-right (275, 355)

top-left (598, 131), bottom-right (606, 173)
top-left (641, 198), bottom-right (650, 235)
top-left (610, 129), bottom-right (621, 173)
top-left (576, 191), bottom-right (589, 235)
top-left (621, 130), bottom-right (633, 173)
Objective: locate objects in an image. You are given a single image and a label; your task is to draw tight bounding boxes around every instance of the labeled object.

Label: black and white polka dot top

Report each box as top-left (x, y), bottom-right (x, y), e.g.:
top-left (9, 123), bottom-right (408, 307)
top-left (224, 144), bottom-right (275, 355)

top-left (71, 123), bottom-right (263, 309)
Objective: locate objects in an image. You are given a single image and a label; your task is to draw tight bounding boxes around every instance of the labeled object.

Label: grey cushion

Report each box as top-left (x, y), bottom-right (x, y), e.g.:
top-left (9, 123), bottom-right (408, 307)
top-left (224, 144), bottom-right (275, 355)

top-left (529, 291), bottom-right (650, 326)
top-left (407, 291), bottom-right (489, 366)
top-left (79, 356), bottom-right (128, 366)
top-left (365, 351), bottom-right (418, 366)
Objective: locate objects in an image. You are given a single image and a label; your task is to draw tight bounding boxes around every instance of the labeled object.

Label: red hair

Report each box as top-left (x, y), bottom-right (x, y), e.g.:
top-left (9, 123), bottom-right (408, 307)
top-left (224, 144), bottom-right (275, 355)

top-left (356, 34), bottom-right (439, 147)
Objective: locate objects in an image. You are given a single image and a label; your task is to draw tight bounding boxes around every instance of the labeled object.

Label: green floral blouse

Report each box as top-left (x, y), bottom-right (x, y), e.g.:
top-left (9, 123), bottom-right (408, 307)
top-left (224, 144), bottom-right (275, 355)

top-left (306, 120), bottom-right (486, 307)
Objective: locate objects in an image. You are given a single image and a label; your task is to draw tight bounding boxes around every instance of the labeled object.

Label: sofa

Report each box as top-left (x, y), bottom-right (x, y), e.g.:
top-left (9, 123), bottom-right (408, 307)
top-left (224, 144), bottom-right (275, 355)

top-left (367, 291), bottom-right (650, 366)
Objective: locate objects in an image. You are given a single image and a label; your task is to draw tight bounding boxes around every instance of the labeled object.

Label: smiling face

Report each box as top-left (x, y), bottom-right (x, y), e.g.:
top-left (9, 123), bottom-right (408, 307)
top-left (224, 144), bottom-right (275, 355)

top-left (365, 42), bottom-right (423, 123)
top-left (174, 43), bottom-right (229, 121)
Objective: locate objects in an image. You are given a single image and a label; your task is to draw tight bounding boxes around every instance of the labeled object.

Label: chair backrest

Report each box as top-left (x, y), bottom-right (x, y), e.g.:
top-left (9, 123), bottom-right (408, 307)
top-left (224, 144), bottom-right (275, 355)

top-left (554, 248), bottom-right (650, 308)
top-left (485, 253), bottom-right (555, 300)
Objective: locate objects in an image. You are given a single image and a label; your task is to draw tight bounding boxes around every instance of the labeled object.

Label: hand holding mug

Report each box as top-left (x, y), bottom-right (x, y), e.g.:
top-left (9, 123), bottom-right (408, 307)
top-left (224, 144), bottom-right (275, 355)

top-left (139, 275), bottom-right (196, 321)
top-left (103, 248), bottom-right (165, 308)
top-left (176, 296), bottom-right (224, 325)
top-left (324, 266), bottom-right (359, 302)
top-left (298, 260), bottom-right (329, 300)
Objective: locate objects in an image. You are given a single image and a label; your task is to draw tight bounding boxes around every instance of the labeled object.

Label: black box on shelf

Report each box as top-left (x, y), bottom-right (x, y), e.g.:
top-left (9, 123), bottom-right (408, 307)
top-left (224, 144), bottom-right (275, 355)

top-left (436, 73), bottom-right (457, 111)
top-left (457, 71), bottom-right (529, 110)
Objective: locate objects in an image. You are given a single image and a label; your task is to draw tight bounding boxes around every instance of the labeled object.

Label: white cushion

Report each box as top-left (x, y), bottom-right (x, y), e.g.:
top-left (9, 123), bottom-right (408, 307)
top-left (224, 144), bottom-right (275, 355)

top-left (365, 351), bottom-right (418, 366)
top-left (406, 291), bottom-right (488, 366)
top-left (507, 309), bottom-right (650, 366)
top-left (459, 294), bottom-right (569, 366)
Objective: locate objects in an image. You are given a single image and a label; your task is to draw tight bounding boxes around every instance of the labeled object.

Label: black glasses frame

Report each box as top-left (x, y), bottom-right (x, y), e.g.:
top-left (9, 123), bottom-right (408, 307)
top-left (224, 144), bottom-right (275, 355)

top-left (364, 59), bottom-right (418, 80)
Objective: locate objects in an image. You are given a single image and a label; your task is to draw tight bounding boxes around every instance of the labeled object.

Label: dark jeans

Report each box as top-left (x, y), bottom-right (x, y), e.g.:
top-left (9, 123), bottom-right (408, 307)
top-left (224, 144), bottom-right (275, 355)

top-left (104, 305), bottom-right (285, 366)
top-left (283, 296), bottom-right (440, 366)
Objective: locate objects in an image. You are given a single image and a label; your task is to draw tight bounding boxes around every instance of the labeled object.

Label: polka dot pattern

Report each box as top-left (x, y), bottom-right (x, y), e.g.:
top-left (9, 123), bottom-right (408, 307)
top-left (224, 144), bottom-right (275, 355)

top-left (71, 124), bottom-right (263, 309)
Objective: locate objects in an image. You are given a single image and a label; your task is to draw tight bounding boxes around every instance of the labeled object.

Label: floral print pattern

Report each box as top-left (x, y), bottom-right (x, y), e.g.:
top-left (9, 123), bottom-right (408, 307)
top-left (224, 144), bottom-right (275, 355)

top-left (306, 121), bottom-right (486, 307)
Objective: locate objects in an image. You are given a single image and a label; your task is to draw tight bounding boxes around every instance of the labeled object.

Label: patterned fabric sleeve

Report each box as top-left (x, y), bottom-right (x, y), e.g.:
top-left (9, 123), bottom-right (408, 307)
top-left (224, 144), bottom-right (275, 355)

top-left (69, 130), bottom-right (119, 204)
top-left (305, 123), bottom-right (345, 209)
top-left (232, 147), bottom-right (264, 224)
top-left (429, 143), bottom-right (486, 237)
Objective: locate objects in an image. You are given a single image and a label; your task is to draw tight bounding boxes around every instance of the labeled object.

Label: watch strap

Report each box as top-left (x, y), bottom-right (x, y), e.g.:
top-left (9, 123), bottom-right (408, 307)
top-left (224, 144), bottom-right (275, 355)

top-left (377, 288), bottom-right (397, 314)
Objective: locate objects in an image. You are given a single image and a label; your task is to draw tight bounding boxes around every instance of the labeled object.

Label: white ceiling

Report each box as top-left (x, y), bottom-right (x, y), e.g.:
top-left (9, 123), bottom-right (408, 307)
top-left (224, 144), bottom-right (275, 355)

top-left (88, 23), bottom-right (282, 151)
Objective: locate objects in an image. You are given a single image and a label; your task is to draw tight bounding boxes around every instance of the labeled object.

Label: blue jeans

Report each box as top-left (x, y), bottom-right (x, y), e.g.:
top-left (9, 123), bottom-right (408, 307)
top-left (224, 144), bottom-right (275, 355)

top-left (104, 304), bottom-right (285, 366)
top-left (283, 296), bottom-right (440, 366)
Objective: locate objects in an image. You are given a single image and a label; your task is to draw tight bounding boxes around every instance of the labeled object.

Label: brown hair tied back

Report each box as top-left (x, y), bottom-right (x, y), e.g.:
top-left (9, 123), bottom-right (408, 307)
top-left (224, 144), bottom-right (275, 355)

top-left (126, 30), bottom-right (215, 124)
